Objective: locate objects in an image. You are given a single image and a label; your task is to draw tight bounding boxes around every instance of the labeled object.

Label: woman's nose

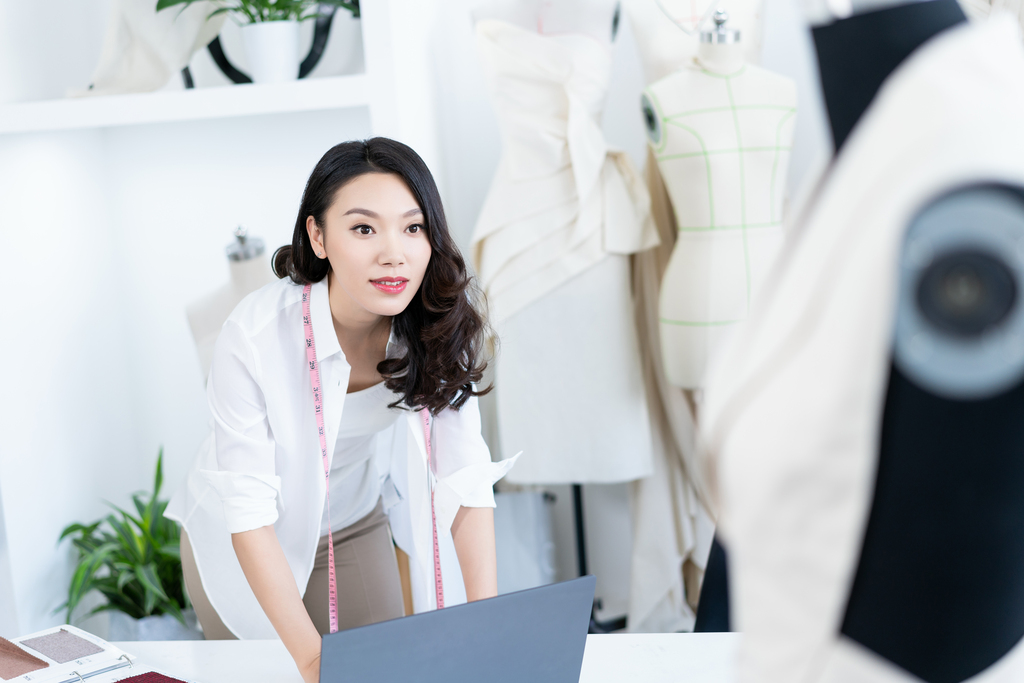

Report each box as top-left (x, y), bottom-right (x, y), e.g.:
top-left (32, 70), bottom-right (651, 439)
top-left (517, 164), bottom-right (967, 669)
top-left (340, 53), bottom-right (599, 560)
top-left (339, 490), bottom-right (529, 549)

top-left (378, 229), bottom-right (405, 267)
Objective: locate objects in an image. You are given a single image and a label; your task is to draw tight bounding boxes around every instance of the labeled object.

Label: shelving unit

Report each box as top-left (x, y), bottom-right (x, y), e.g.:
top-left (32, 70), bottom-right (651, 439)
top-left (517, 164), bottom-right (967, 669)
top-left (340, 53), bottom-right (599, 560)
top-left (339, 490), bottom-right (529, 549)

top-left (0, 74), bottom-right (370, 134)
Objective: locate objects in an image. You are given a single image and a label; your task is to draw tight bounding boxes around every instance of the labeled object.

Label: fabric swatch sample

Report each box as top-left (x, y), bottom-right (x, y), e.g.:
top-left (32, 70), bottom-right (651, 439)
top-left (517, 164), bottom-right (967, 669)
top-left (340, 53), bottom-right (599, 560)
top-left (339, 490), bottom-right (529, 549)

top-left (0, 636), bottom-right (48, 680)
top-left (116, 673), bottom-right (188, 683)
top-left (20, 629), bottom-right (104, 664)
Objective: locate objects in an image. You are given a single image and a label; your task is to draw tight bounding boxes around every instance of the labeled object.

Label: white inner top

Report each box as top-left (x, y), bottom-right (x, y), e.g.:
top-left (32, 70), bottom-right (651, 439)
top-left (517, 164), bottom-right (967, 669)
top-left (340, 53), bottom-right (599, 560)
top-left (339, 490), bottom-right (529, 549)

top-left (319, 380), bottom-right (403, 536)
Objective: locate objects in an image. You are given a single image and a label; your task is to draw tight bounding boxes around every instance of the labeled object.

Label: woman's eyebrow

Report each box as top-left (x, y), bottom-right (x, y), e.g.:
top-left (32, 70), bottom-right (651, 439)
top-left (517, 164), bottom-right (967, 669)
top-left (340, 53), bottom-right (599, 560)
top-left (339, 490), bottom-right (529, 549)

top-left (342, 207), bottom-right (422, 218)
top-left (344, 207), bottom-right (379, 218)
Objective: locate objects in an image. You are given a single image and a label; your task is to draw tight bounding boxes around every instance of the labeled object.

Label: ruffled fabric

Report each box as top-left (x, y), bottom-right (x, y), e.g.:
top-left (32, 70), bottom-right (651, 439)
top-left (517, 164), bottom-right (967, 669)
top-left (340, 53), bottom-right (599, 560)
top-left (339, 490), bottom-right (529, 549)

top-left (472, 20), bottom-right (658, 323)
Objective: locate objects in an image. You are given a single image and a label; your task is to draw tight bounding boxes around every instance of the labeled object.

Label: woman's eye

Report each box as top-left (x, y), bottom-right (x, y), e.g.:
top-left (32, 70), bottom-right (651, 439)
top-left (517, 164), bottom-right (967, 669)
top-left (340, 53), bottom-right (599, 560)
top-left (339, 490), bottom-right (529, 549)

top-left (407, 224), bottom-right (424, 234)
top-left (353, 224), bottom-right (374, 235)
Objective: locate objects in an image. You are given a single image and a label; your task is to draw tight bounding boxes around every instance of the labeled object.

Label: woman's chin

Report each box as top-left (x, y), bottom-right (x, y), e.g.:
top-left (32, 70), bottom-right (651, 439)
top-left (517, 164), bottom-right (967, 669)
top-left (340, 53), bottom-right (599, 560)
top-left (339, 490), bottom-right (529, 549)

top-left (363, 296), bottom-right (414, 318)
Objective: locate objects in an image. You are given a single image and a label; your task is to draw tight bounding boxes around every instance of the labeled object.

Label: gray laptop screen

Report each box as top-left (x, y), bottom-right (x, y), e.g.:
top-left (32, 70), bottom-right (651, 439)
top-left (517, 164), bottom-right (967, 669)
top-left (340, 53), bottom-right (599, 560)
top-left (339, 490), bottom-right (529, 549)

top-left (320, 576), bottom-right (596, 683)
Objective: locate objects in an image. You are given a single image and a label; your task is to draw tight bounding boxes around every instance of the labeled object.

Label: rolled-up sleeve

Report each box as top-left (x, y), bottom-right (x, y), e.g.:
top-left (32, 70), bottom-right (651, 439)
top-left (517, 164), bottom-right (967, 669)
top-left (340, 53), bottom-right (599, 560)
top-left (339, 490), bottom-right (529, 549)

top-left (203, 320), bottom-right (282, 534)
top-left (432, 395), bottom-right (519, 532)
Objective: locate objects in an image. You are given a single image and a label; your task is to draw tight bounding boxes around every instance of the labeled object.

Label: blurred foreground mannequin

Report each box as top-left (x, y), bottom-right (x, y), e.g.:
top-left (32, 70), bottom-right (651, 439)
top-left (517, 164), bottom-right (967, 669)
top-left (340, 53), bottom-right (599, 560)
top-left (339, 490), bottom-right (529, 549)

top-left (643, 11), bottom-right (796, 388)
top-left (701, 0), bottom-right (1024, 679)
top-left (471, 0), bottom-right (657, 485)
top-left (187, 228), bottom-right (275, 379)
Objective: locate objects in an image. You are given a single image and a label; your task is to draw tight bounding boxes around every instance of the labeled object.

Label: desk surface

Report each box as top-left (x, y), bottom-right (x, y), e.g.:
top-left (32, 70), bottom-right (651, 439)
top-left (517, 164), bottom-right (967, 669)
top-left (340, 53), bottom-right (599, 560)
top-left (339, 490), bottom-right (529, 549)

top-left (116, 633), bottom-right (739, 683)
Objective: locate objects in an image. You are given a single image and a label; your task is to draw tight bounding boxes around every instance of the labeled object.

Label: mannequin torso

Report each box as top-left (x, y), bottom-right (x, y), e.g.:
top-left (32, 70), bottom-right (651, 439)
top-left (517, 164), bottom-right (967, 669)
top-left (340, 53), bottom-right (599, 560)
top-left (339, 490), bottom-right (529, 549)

top-left (643, 38), bottom-right (796, 388)
top-left (187, 234), bottom-right (275, 379)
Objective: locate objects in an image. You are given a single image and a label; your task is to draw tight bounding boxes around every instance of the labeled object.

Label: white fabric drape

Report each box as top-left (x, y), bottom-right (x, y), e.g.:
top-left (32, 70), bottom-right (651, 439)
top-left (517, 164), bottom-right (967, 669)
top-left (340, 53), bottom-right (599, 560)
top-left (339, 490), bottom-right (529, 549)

top-left (700, 17), bottom-right (1024, 681)
top-left (472, 20), bottom-right (657, 485)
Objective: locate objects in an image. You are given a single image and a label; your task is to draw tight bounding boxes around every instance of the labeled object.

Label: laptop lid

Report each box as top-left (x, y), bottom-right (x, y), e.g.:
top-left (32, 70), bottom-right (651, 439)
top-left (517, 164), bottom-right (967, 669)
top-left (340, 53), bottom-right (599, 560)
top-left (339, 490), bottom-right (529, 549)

top-left (320, 575), bottom-right (596, 683)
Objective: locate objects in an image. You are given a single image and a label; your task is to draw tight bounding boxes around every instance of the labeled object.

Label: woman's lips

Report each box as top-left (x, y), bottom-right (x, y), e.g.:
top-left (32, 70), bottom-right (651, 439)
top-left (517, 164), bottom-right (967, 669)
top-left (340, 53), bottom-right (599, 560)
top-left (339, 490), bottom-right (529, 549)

top-left (371, 278), bottom-right (408, 294)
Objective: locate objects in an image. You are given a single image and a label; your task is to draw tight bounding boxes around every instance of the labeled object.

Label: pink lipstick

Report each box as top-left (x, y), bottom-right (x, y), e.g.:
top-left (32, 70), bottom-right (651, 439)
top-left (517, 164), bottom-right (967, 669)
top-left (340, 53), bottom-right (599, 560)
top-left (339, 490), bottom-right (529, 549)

top-left (371, 278), bottom-right (408, 294)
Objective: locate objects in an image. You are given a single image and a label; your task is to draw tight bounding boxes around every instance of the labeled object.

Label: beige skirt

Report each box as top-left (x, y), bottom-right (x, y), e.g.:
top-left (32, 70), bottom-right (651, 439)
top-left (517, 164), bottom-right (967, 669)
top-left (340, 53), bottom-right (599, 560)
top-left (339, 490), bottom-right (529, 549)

top-left (181, 499), bottom-right (405, 638)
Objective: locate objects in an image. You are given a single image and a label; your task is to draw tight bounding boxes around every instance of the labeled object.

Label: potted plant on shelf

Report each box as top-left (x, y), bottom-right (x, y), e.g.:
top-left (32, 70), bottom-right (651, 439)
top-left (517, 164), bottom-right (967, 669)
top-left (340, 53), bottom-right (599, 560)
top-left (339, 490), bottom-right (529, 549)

top-left (57, 449), bottom-right (201, 641)
top-left (156, 0), bottom-right (360, 84)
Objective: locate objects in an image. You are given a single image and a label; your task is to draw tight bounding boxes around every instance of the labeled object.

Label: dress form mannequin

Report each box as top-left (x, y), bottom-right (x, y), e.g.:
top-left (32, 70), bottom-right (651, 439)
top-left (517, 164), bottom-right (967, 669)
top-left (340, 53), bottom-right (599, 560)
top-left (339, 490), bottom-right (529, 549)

top-left (642, 12), bottom-right (796, 388)
top-left (186, 227), bottom-right (275, 379)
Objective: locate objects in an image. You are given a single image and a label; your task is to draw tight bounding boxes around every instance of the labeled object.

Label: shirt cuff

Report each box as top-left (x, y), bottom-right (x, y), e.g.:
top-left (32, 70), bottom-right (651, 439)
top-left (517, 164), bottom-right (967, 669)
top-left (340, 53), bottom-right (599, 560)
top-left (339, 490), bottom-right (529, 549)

top-left (200, 469), bottom-right (282, 534)
top-left (434, 453), bottom-right (520, 533)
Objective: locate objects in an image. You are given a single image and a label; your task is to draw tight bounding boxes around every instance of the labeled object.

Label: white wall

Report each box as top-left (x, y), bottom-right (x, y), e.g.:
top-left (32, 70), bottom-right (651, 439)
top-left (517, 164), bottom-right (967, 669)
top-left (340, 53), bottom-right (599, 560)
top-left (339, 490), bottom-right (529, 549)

top-left (0, 129), bottom-right (140, 634)
top-left (0, 0), bottom-right (111, 104)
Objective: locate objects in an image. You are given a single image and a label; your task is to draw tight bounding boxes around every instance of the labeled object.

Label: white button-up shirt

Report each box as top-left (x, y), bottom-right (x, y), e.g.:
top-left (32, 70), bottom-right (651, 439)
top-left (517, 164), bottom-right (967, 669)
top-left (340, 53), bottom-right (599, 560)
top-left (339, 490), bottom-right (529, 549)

top-left (166, 277), bottom-right (517, 639)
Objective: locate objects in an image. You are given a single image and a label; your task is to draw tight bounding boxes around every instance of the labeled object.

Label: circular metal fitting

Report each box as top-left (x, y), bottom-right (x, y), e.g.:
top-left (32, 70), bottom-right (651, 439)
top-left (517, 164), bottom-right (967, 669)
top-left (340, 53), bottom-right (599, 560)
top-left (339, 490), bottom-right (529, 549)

top-left (700, 9), bottom-right (741, 44)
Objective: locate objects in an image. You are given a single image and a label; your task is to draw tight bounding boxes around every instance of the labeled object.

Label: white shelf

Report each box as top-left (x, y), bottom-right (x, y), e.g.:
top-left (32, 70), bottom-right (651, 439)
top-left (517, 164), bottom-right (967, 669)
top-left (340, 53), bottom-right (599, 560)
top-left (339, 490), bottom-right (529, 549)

top-left (0, 73), bottom-right (370, 135)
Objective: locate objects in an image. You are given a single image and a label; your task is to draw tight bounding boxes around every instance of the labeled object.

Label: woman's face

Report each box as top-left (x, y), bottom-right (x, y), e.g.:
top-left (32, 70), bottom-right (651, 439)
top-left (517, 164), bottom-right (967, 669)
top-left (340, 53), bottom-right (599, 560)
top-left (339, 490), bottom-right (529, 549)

top-left (307, 172), bottom-right (432, 323)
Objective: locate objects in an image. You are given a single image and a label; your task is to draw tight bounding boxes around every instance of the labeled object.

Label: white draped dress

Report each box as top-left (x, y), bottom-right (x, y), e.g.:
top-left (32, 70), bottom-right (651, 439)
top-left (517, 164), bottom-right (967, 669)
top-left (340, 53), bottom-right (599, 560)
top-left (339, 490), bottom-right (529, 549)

top-left (472, 20), bottom-right (658, 485)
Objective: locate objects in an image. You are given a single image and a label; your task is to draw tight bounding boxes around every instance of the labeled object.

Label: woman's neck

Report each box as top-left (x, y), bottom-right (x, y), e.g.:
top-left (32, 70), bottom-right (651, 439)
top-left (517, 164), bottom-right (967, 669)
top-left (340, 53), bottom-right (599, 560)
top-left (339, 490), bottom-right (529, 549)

top-left (327, 271), bottom-right (390, 358)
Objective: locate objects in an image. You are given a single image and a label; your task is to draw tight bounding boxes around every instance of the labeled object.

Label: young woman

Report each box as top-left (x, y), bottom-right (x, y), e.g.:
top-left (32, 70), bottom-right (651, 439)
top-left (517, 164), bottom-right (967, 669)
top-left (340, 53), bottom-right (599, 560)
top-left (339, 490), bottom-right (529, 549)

top-left (167, 138), bottom-right (516, 683)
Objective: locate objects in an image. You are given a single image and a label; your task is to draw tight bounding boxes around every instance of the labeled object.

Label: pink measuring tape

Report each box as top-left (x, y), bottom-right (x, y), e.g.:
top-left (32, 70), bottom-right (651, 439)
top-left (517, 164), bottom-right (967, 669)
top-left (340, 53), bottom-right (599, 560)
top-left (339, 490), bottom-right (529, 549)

top-left (302, 284), bottom-right (444, 634)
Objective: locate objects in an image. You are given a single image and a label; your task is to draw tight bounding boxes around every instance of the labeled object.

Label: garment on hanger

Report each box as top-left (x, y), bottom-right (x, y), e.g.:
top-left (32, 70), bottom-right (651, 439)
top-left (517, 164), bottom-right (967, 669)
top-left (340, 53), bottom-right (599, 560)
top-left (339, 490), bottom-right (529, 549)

top-left (472, 19), bottom-right (657, 485)
top-left (700, 16), bottom-right (1024, 681)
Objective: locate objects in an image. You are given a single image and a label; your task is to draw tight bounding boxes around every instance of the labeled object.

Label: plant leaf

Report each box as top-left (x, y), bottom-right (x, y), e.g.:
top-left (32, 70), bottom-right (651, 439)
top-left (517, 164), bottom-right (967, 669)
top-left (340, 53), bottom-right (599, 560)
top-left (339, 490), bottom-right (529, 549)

top-left (137, 564), bottom-right (170, 603)
top-left (155, 0), bottom-right (194, 10)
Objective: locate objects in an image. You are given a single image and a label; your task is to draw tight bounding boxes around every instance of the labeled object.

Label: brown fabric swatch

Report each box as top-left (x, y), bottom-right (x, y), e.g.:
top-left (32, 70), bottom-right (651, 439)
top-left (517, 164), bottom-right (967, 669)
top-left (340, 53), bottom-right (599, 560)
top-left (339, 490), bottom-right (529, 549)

top-left (0, 636), bottom-right (48, 681)
top-left (20, 629), bottom-right (104, 664)
top-left (117, 673), bottom-right (188, 683)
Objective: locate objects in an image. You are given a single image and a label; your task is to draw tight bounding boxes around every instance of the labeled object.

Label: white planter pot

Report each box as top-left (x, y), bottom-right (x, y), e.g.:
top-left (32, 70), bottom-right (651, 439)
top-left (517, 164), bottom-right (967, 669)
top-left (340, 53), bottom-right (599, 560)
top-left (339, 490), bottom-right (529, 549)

top-left (241, 20), bottom-right (301, 84)
top-left (108, 609), bottom-right (203, 641)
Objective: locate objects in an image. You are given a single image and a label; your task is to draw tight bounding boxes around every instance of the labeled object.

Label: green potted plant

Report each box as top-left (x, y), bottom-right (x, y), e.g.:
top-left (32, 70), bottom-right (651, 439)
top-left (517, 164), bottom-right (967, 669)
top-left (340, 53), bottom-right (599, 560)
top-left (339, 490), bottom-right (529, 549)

top-left (57, 449), bottom-right (200, 640)
top-left (156, 0), bottom-right (360, 84)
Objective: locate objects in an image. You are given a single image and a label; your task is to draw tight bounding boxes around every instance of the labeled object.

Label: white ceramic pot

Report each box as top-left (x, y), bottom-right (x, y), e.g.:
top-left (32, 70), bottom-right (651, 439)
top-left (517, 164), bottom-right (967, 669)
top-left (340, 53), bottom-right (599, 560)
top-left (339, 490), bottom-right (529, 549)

top-left (241, 20), bottom-right (301, 84)
top-left (108, 609), bottom-right (204, 641)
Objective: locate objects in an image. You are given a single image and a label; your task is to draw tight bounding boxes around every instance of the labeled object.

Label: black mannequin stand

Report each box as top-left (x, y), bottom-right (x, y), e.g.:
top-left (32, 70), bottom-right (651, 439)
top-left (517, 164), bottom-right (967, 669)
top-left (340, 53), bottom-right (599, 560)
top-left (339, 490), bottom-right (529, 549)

top-left (572, 484), bottom-right (628, 633)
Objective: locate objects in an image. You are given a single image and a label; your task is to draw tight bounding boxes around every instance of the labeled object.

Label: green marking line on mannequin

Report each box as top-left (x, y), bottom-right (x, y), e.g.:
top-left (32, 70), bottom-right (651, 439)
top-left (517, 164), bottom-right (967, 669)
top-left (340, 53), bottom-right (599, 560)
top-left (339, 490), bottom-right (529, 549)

top-left (662, 120), bottom-right (716, 228)
top-left (698, 66), bottom-right (746, 80)
top-left (657, 145), bottom-right (792, 161)
top-left (665, 104), bottom-right (795, 121)
top-left (677, 221), bottom-right (781, 232)
top-left (769, 109), bottom-right (796, 223)
top-left (659, 317), bottom-right (744, 326)
top-left (725, 75), bottom-right (752, 312)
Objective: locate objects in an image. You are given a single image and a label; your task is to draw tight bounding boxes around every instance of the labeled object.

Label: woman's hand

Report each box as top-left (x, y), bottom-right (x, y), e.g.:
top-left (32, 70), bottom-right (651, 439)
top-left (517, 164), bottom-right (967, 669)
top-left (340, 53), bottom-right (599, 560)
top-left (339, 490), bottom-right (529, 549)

top-left (299, 652), bottom-right (321, 683)
top-left (232, 526), bottom-right (323, 683)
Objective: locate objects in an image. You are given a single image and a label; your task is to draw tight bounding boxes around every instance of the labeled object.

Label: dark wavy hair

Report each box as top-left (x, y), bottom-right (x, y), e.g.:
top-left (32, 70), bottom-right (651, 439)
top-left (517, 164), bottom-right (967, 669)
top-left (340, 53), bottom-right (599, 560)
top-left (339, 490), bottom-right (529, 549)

top-left (273, 137), bottom-right (492, 414)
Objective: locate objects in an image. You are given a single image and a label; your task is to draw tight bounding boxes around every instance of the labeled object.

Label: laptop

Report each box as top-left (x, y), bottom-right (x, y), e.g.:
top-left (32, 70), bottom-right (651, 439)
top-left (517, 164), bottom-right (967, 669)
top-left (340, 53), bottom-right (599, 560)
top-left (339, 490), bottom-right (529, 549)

top-left (320, 575), bottom-right (596, 682)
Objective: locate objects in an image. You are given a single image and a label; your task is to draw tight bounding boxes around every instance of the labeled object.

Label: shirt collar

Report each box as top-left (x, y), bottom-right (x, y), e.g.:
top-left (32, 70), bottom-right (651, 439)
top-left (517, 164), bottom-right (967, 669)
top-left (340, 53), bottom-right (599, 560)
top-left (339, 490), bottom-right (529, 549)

top-left (310, 278), bottom-right (343, 362)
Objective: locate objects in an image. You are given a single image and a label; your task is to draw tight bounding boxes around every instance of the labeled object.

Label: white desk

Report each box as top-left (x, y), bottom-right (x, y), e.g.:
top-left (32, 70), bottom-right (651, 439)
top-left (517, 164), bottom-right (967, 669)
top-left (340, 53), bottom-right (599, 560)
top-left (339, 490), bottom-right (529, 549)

top-left (116, 633), bottom-right (739, 682)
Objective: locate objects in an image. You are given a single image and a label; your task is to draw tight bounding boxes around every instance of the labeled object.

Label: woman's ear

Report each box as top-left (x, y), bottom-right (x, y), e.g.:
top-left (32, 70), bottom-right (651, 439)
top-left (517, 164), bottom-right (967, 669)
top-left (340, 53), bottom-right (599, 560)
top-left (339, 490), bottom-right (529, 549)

top-left (306, 215), bottom-right (326, 259)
